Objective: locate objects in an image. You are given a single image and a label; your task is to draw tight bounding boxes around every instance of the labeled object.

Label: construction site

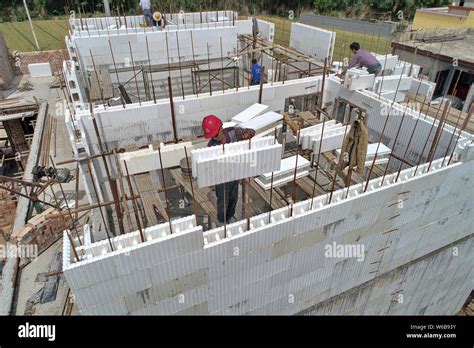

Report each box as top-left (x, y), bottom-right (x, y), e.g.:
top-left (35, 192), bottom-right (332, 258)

top-left (0, 5), bottom-right (473, 317)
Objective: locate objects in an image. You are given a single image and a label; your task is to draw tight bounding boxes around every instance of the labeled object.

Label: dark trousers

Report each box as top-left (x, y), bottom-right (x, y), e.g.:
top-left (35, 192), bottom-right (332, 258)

top-left (250, 79), bottom-right (260, 86)
top-left (215, 180), bottom-right (239, 223)
top-left (143, 9), bottom-right (153, 26)
top-left (367, 63), bottom-right (382, 77)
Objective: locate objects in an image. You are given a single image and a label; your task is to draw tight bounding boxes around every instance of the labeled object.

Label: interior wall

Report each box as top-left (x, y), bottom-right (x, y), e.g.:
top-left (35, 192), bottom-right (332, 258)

top-left (289, 23), bottom-right (336, 62)
top-left (73, 26), bottom-right (238, 70)
top-left (325, 77), bottom-right (472, 169)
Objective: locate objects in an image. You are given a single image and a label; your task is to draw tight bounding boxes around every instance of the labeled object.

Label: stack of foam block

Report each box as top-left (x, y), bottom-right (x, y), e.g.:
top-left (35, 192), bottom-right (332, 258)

top-left (255, 155), bottom-right (310, 190)
top-left (299, 120), bottom-right (346, 153)
top-left (11, 208), bottom-right (69, 252)
top-left (191, 136), bottom-right (282, 188)
top-left (336, 142), bottom-right (392, 168)
top-left (231, 103), bottom-right (283, 131)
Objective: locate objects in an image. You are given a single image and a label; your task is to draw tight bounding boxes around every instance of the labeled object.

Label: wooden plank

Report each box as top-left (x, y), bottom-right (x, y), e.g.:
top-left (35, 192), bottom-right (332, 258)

top-left (170, 168), bottom-right (218, 223)
top-left (169, 168), bottom-right (245, 223)
top-left (249, 178), bottom-right (286, 210)
top-left (298, 111), bottom-right (319, 126)
top-left (134, 173), bottom-right (168, 226)
top-left (295, 175), bottom-right (326, 197)
top-left (406, 94), bottom-right (473, 134)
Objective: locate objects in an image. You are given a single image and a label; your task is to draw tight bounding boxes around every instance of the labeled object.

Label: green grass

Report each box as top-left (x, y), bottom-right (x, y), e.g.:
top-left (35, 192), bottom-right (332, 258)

top-left (258, 15), bottom-right (392, 62)
top-left (0, 19), bottom-right (68, 52)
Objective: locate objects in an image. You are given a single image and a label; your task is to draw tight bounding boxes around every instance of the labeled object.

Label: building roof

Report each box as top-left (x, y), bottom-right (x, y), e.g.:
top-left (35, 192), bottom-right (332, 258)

top-left (417, 6), bottom-right (474, 18)
top-left (392, 29), bottom-right (474, 69)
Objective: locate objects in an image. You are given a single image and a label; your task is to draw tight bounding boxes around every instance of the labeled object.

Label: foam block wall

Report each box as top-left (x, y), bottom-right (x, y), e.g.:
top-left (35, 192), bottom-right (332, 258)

top-left (70, 11), bottom-right (237, 32)
top-left (72, 76), bottom-right (322, 157)
top-left (289, 23), bottom-right (336, 62)
top-left (374, 75), bottom-right (412, 93)
top-left (73, 26), bottom-right (238, 70)
top-left (256, 19), bottom-right (276, 43)
top-left (191, 136), bottom-right (282, 187)
top-left (64, 153), bottom-right (474, 315)
top-left (409, 78), bottom-right (435, 98)
top-left (335, 88), bottom-right (473, 166)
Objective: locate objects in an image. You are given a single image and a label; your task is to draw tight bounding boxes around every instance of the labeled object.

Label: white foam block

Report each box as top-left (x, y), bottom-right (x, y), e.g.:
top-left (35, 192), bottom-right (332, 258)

top-left (119, 142), bottom-right (193, 174)
top-left (255, 170), bottom-right (309, 190)
top-left (232, 103), bottom-right (269, 123)
top-left (261, 155), bottom-right (310, 180)
top-left (28, 63), bottom-right (53, 77)
top-left (336, 142), bottom-right (391, 160)
top-left (191, 136), bottom-right (282, 187)
top-left (240, 111), bottom-right (283, 130)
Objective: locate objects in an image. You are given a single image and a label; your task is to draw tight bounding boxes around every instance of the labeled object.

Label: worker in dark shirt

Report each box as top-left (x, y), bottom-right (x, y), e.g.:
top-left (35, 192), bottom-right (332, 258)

top-left (250, 59), bottom-right (262, 86)
top-left (341, 42), bottom-right (382, 77)
top-left (201, 115), bottom-right (256, 226)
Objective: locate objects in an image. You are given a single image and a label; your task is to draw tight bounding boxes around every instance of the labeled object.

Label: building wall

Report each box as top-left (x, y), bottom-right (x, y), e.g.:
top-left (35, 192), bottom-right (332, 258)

top-left (300, 12), bottom-right (398, 38)
top-left (63, 150), bottom-right (474, 315)
top-left (72, 26), bottom-right (239, 71)
top-left (289, 23), bottom-right (336, 62)
top-left (412, 10), bottom-right (474, 29)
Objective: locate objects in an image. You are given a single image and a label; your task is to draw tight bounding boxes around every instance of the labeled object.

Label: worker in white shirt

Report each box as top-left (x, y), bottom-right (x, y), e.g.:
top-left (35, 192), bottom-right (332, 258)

top-left (139, 0), bottom-right (153, 27)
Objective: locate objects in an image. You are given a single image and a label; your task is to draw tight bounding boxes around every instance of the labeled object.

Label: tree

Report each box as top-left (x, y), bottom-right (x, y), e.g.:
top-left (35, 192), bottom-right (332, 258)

top-left (313, 0), bottom-right (334, 15)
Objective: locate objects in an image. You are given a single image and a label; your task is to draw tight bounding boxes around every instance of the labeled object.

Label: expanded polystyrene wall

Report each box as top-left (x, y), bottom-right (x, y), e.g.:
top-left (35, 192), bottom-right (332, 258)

top-left (63, 152), bottom-right (474, 315)
top-left (335, 86), bottom-right (472, 167)
top-left (289, 23), bottom-right (335, 62)
top-left (256, 19), bottom-right (275, 43)
top-left (73, 76), bottom-right (322, 156)
top-left (73, 26), bottom-right (238, 70)
top-left (69, 11), bottom-right (237, 32)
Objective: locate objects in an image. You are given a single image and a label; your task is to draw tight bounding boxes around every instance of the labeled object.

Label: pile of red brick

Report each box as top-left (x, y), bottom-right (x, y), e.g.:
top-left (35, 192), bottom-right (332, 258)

top-left (17, 49), bottom-right (69, 75)
top-left (11, 208), bottom-right (70, 252)
top-left (0, 189), bottom-right (17, 242)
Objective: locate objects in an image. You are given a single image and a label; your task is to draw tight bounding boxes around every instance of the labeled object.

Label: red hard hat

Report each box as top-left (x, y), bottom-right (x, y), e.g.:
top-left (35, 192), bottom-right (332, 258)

top-left (202, 115), bottom-right (222, 139)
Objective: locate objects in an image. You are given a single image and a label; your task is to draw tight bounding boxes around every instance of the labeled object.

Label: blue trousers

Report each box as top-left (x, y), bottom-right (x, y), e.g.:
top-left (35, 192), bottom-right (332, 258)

top-left (143, 9), bottom-right (153, 26)
top-left (215, 180), bottom-right (239, 223)
top-left (367, 63), bottom-right (382, 77)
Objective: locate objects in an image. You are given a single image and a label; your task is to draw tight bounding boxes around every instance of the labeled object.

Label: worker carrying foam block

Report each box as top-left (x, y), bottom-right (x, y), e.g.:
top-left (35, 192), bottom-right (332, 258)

top-left (338, 42), bottom-right (382, 78)
top-left (337, 118), bottom-right (368, 175)
top-left (202, 115), bottom-right (256, 227)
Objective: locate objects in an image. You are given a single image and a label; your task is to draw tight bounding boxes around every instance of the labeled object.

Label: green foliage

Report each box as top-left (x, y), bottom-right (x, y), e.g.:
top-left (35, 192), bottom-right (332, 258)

top-left (0, 0), bottom-right (457, 21)
top-left (313, 0), bottom-right (334, 15)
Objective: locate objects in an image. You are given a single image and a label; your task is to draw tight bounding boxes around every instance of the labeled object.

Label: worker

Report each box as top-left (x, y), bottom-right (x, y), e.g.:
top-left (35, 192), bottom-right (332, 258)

top-left (201, 115), bottom-right (255, 226)
top-left (139, 0), bottom-right (153, 27)
top-left (341, 42), bottom-right (382, 77)
top-left (250, 58), bottom-right (262, 86)
top-left (153, 11), bottom-right (166, 30)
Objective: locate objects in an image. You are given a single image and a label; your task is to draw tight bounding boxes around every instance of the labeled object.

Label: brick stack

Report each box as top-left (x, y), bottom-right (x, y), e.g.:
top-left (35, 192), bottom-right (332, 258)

top-left (11, 208), bottom-right (70, 252)
top-left (0, 189), bottom-right (17, 241)
top-left (18, 49), bottom-right (69, 75)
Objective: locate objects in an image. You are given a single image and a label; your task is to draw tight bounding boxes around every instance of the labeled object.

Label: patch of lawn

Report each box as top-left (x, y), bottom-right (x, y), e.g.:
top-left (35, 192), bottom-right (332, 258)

top-left (0, 19), bottom-right (68, 52)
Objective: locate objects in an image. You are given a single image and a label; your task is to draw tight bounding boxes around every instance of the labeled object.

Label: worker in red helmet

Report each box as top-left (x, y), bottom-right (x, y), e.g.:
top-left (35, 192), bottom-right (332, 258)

top-left (201, 115), bottom-right (255, 226)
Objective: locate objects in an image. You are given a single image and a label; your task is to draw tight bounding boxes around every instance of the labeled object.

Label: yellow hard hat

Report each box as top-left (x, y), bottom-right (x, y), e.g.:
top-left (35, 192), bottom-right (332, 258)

top-left (153, 11), bottom-right (162, 21)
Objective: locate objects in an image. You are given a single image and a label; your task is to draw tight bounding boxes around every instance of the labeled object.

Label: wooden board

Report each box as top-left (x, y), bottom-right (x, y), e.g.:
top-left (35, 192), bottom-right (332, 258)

top-left (134, 173), bottom-right (168, 226)
top-left (406, 94), bottom-right (473, 134)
